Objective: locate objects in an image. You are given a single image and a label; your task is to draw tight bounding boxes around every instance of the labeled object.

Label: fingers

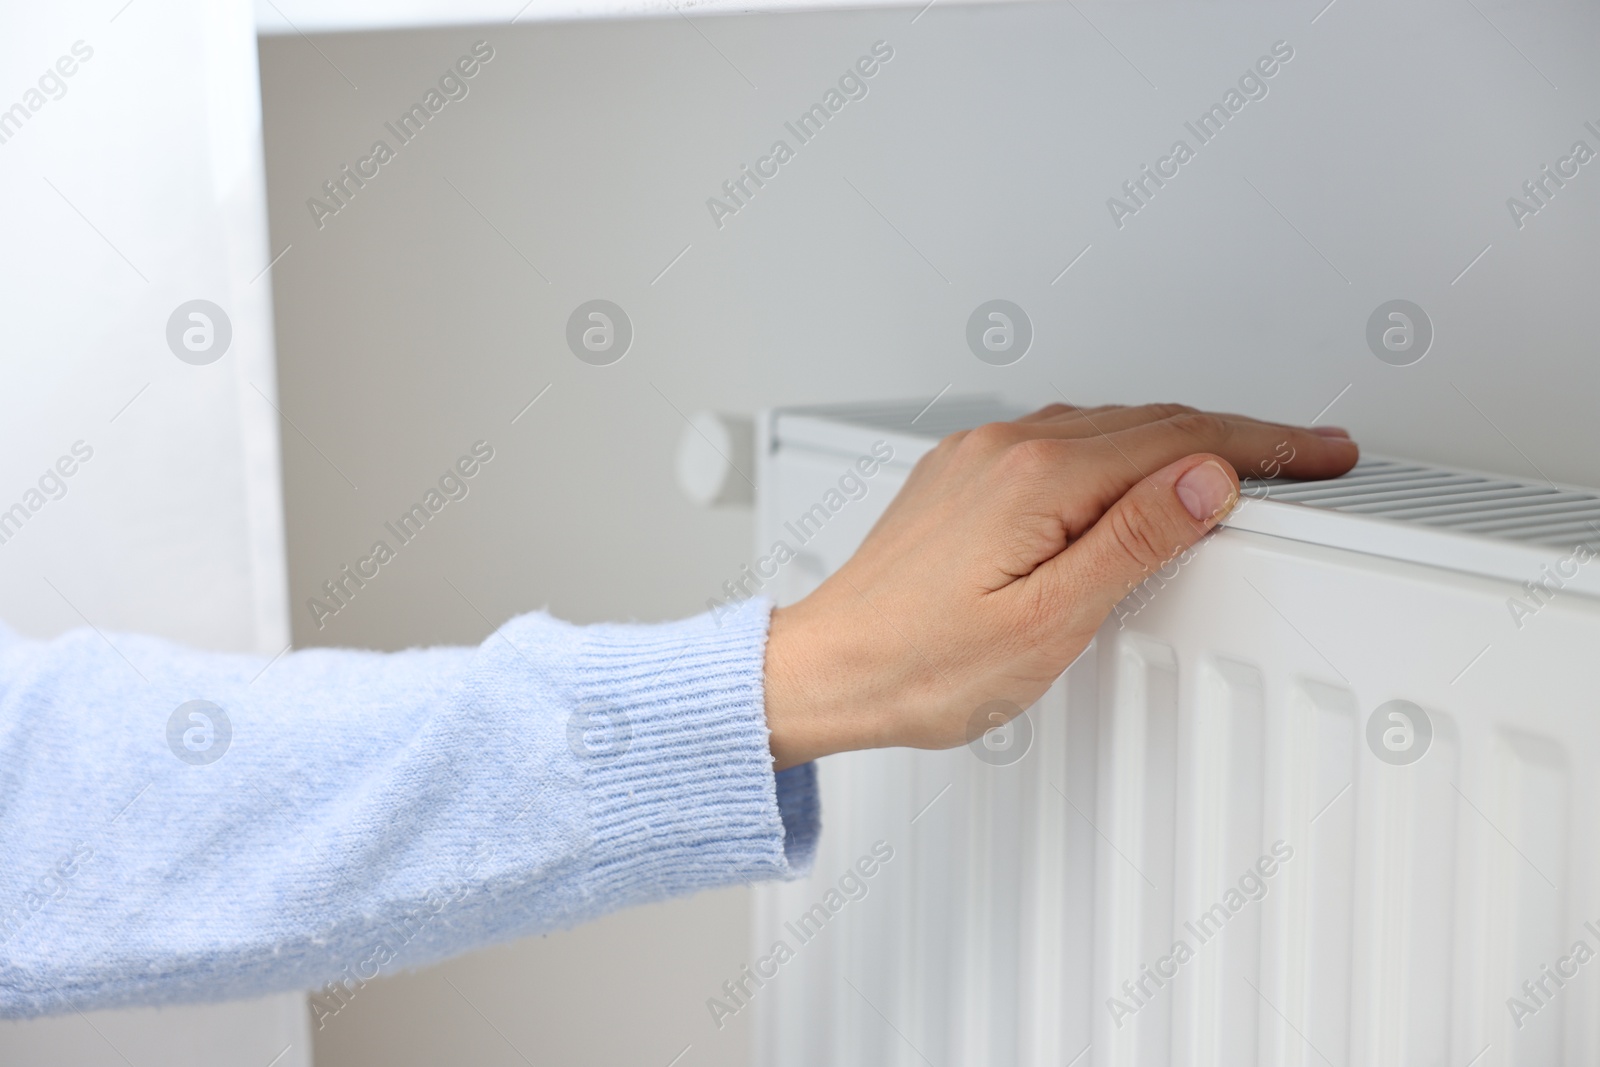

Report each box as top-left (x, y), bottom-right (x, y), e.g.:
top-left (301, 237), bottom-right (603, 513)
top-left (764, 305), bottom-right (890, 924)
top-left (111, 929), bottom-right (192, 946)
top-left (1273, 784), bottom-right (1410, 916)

top-left (1097, 410), bottom-right (1358, 481)
top-left (1014, 402), bottom-right (1186, 433)
top-left (1011, 404), bottom-right (1357, 461)
top-left (999, 406), bottom-right (1357, 537)
top-left (1044, 412), bottom-right (1355, 527)
top-left (1037, 453), bottom-right (1240, 635)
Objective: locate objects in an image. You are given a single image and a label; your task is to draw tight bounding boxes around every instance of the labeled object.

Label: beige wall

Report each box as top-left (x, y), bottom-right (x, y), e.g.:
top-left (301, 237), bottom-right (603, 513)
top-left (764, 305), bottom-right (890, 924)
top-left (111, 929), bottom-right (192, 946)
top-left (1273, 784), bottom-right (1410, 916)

top-left (257, 3), bottom-right (1600, 1063)
top-left (310, 892), bottom-right (756, 1066)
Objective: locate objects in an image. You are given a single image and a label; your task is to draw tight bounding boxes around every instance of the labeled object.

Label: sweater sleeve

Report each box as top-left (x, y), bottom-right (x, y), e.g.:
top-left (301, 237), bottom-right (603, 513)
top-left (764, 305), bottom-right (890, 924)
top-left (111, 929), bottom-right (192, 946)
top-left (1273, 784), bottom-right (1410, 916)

top-left (0, 598), bottom-right (819, 1020)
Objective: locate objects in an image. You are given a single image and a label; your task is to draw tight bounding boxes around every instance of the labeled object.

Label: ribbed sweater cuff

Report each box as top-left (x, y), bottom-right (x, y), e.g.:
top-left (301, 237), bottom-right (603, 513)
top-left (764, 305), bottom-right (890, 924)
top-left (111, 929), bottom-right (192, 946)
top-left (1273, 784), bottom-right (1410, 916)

top-left (573, 598), bottom-right (819, 905)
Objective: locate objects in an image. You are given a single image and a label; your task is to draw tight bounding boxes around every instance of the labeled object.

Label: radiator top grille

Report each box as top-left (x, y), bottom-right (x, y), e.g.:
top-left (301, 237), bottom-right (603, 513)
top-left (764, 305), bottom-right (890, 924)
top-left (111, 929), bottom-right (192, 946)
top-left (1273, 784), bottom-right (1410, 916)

top-left (1244, 459), bottom-right (1600, 551)
top-left (771, 398), bottom-right (1600, 595)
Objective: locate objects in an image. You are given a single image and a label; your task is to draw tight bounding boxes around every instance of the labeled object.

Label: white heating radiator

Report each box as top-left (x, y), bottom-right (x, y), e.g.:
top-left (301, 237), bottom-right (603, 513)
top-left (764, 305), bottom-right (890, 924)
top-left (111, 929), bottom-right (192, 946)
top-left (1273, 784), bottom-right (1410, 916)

top-left (749, 399), bottom-right (1600, 1067)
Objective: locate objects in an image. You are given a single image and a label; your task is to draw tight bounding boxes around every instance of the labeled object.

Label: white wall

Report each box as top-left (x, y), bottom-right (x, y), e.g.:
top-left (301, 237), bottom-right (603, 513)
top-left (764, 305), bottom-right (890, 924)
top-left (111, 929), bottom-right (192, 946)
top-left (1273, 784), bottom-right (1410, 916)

top-left (0, 0), bottom-right (308, 1064)
top-left (254, 2), bottom-right (1599, 1064)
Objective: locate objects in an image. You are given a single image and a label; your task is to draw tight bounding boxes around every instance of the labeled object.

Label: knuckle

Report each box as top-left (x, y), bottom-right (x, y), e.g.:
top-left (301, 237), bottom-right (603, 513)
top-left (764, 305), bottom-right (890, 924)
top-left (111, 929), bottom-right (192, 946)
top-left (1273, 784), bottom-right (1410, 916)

top-left (962, 421), bottom-right (1018, 453)
top-left (1148, 402), bottom-right (1197, 421)
top-left (1105, 501), bottom-right (1176, 573)
top-left (1020, 574), bottom-right (1071, 633)
top-left (999, 437), bottom-right (1062, 480)
top-left (1032, 402), bottom-right (1074, 419)
top-left (1169, 410), bottom-right (1228, 442)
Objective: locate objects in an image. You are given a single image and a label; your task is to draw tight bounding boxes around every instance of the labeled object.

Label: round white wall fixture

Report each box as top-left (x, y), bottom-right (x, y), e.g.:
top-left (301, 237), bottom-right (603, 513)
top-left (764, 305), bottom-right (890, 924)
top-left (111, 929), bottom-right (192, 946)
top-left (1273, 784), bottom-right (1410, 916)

top-left (675, 411), bottom-right (754, 507)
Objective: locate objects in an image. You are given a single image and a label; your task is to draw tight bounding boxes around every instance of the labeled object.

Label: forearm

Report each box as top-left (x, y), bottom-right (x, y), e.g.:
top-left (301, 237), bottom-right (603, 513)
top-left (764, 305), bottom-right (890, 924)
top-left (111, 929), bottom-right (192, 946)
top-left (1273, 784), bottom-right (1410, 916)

top-left (0, 603), bottom-right (816, 1019)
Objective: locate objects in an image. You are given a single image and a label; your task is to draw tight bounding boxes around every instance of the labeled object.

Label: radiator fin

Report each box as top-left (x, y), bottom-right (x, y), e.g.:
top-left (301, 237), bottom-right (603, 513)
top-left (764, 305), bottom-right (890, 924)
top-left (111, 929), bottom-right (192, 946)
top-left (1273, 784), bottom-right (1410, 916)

top-left (1099, 637), bottom-right (1181, 1065)
top-left (1399, 710), bottom-right (1459, 1064)
top-left (1493, 731), bottom-right (1570, 1065)
top-left (1294, 681), bottom-right (1359, 1067)
top-left (1174, 658), bottom-right (1266, 1066)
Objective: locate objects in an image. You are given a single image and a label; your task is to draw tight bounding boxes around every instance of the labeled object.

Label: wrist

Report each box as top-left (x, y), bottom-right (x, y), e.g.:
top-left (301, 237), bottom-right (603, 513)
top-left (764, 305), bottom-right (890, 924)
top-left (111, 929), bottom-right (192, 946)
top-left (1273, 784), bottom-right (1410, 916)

top-left (763, 594), bottom-right (896, 771)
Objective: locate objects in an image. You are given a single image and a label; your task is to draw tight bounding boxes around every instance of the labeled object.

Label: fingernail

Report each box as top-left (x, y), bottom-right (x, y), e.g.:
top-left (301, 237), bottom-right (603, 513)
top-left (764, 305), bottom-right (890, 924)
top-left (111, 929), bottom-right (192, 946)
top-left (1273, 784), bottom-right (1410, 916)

top-left (1176, 460), bottom-right (1237, 523)
top-left (1311, 426), bottom-right (1351, 438)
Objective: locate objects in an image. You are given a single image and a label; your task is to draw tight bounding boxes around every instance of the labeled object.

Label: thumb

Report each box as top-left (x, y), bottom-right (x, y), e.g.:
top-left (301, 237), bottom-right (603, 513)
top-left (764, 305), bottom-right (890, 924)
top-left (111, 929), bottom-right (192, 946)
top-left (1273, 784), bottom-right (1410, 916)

top-left (1045, 454), bottom-right (1239, 634)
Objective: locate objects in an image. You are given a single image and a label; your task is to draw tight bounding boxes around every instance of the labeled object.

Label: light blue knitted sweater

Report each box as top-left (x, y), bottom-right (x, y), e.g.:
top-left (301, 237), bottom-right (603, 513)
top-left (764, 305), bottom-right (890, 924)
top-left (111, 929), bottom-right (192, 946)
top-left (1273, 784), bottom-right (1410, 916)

top-left (0, 599), bottom-right (818, 1020)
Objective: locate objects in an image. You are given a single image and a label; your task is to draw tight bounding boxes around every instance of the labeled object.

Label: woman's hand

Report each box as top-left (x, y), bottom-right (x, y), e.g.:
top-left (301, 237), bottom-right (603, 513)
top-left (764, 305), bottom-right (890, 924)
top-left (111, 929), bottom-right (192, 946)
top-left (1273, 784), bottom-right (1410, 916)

top-left (762, 402), bottom-right (1359, 770)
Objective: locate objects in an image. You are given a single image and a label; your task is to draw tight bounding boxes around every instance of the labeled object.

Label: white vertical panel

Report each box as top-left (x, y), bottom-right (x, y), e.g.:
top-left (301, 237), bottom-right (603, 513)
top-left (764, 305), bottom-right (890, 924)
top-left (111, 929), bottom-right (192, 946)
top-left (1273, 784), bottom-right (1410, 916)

top-left (907, 746), bottom-right (964, 1066)
top-left (953, 756), bottom-right (994, 1066)
top-left (1403, 713), bottom-right (1460, 1063)
top-left (1277, 680), bottom-right (1359, 1067)
top-left (1057, 651), bottom-right (1104, 1066)
top-left (878, 749), bottom-right (920, 1067)
top-left (1018, 676), bottom-right (1073, 1066)
top-left (1095, 636), bottom-right (1180, 1067)
top-left (837, 746), bottom-right (914, 1067)
top-left (1170, 657), bottom-right (1264, 1067)
top-left (1493, 731), bottom-right (1570, 1066)
top-left (956, 755), bottom-right (1025, 1065)
top-left (0, 0), bottom-right (303, 1062)
top-left (822, 751), bottom-right (856, 1061)
top-left (1353, 713), bottom-right (1418, 1063)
